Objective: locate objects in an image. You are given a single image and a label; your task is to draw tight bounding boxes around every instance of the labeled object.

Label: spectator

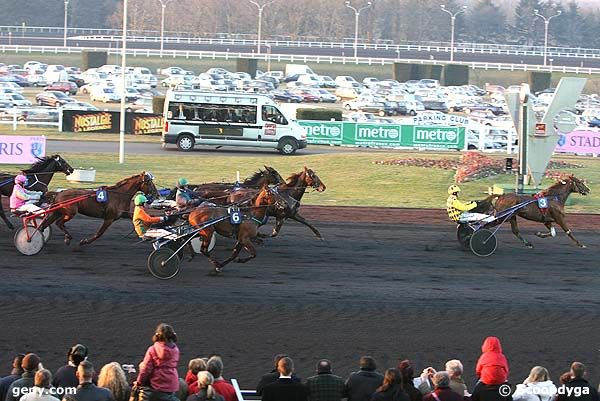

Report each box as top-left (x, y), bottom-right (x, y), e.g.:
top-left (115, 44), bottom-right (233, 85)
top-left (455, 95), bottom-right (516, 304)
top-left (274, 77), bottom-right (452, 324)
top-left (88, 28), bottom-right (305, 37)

top-left (98, 363), bottom-right (131, 401)
top-left (20, 370), bottom-right (59, 401)
top-left (559, 373), bottom-right (571, 385)
top-left (397, 361), bottom-right (422, 401)
top-left (256, 354), bottom-right (301, 396)
top-left (185, 359), bottom-right (207, 396)
top-left (370, 368), bottom-right (409, 401)
top-left (556, 362), bottom-right (598, 401)
top-left (512, 366), bottom-right (556, 401)
top-left (261, 357), bottom-right (307, 401)
top-left (206, 358), bottom-right (236, 401)
top-left (422, 373), bottom-right (462, 401)
top-left (6, 353), bottom-right (41, 401)
top-left (185, 372), bottom-right (223, 401)
top-left (345, 356), bottom-right (384, 401)
top-left (75, 361), bottom-right (115, 401)
top-left (0, 354), bottom-right (25, 401)
top-left (445, 360), bottom-right (467, 397)
top-left (135, 323), bottom-right (180, 401)
top-left (305, 359), bottom-right (345, 401)
top-left (475, 337), bottom-right (509, 385)
top-left (471, 381), bottom-right (512, 401)
top-left (54, 345), bottom-right (89, 391)
top-left (416, 368), bottom-right (436, 395)
top-left (176, 378), bottom-right (188, 401)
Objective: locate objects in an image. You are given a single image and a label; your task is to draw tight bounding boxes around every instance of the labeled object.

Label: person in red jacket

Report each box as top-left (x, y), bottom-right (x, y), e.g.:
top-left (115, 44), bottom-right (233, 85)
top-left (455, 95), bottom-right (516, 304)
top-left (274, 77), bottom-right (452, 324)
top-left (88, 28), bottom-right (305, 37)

top-left (476, 337), bottom-right (509, 385)
top-left (185, 359), bottom-right (207, 396)
top-left (135, 323), bottom-right (181, 401)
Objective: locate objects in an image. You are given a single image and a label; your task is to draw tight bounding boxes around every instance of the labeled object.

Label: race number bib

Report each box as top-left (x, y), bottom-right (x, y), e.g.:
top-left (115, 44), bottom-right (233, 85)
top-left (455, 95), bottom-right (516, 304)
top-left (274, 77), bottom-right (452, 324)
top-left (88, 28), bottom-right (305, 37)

top-left (96, 189), bottom-right (108, 203)
top-left (537, 197), bottom-right (549, 209)
top-left (228, 206), bottom-right (242, 225)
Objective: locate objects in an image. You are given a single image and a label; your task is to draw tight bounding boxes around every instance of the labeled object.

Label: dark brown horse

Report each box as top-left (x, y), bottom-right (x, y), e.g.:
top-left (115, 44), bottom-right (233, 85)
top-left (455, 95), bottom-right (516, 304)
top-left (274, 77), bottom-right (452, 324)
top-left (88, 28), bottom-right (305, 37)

top-left (188, 185), bottom-right (286, 273)
top-left (479, 174), bottom-right (590, 248)
top-left (227, 166), bottom-right (327, 240)
top-left (39, 172), bottom-right (158, 246)
top-left (0, 155), bottom-right (74, 229)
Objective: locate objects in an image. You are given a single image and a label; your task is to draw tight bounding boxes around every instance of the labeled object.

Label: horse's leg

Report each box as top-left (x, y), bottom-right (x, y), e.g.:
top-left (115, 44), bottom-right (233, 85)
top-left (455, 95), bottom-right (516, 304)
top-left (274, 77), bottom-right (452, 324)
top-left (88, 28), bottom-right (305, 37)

top-left (509, 216), bottom-right (533, 248)
top-left (290, 213), bottom-right (324, 240)
top-left (79, 218), bottom-right (115, 246)
top-left (0, 204), bottom-right (15, 230)
top-left (535, 222), bottom-right (556, 238)
top-left (235, 240), bottom-right (257, 263)
top-left (268, 217), bottom-right (286, 238)
top-left (41, 211), bottom-right (71, 244)
top-left (553, 214), bottom-right (586, 248)
top-left (214, 241), bottom-right (245, 272)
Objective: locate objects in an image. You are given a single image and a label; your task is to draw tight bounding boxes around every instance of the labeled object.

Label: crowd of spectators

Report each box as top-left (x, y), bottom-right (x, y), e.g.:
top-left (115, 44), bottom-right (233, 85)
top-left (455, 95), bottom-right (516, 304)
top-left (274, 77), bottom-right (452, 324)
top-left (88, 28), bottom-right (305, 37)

top-left (0, 327), bottom-right (598, 401)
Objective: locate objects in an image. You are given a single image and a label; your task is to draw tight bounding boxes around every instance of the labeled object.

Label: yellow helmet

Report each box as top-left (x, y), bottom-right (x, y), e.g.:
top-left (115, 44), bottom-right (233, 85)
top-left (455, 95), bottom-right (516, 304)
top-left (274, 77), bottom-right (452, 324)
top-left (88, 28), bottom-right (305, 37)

top-left (448, 185), bottom-right (461, 195)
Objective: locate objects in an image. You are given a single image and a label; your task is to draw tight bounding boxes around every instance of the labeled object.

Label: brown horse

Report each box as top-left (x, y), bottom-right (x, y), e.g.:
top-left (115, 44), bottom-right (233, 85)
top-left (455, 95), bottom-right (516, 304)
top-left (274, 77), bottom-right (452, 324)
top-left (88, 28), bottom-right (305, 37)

top-left (39, 172), bottom-right (158, 246)
top-left (0, 155), bottom-right (74, 229)
top-left (480, 174), bottom-right (590, 248)
top-left (188, 185), bottom-right (286, 273)
top-left (228, 166), bottom-right (327, 239)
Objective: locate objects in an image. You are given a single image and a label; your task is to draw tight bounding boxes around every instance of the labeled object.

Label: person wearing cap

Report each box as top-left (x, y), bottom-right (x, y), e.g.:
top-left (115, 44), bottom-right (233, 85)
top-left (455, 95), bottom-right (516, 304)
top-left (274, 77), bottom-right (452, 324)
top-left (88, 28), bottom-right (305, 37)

top-left (0, 354), bottom-right (25, 401)
top-left (6, 353), bottom-right (41, 401)
top-left (20, 369), bottom-right (60, 401)
top-left (9, 174), bottom-right (43, 214)
top-left (175, 179), bottom-right (206, 210)
top-left (305, 359), bottom-right (345, 401)
top-left (446, 185), bottom-right (494, 224)
top-left (53, 344), bottom-right (90, 391)
top-left (132, 194), bottom-right (172, 240)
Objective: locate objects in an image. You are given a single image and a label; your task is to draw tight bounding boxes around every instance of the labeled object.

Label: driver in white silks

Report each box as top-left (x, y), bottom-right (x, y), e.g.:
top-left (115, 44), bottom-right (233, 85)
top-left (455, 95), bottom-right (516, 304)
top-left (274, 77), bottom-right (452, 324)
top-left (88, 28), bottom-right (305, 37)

top-left (446, 184), bottom-right (495, 224)
top-left (9, 174), bottom-right (44, 214)
top-left (132, 194), bottom-right (176, 241)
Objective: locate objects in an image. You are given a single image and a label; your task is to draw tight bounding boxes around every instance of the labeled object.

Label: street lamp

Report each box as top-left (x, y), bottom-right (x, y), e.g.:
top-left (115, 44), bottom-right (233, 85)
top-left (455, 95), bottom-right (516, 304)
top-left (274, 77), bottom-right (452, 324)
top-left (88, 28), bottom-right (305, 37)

top-left (158, 0), bottom-right (173, 57)
top-left (63, 0), bottom-right (69, 47)
top-left (248, 0), bottom-right (275, 54)
top-left (534, 8), bottom-right (562, 66)
top-left (266, 43), bottom-right (272, 72)
top-left (344, 1), bottom-right (372, 58)
top-left (119, 0), bottom-right (128, 164)
top-left (440, 4), bottom-right (467, 62)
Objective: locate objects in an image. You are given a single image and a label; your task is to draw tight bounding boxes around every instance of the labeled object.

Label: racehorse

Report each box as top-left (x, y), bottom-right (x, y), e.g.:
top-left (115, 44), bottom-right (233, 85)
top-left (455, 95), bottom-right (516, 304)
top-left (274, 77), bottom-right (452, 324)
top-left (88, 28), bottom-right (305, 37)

top-left (0, 155), bottom-right (74, 230)
top-left (227, 166), bottom-right (327, 240)
top-left (187, 185), bottom-right (287, 273)
top-left (478, 174), bottom-right (590, 248)
top-left (39, 172), bottom-right (158, 246)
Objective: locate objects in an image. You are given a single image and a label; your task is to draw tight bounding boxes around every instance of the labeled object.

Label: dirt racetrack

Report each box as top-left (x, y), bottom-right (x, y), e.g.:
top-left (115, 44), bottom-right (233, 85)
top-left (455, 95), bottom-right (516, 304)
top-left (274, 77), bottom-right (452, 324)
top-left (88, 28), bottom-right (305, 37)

top-left (1, 206), bottom-right (599, 390)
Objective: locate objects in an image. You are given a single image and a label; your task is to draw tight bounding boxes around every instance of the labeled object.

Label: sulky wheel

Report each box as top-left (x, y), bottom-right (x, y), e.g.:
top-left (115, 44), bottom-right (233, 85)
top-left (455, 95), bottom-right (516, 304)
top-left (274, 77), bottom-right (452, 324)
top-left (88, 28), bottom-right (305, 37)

top-left (147, 248), bottom-right (181, 280)
top-left (190, 234), bottom-right (216, 254)
top-left (469, 229), bottom-right (498, 257)
top-left (30, 221), bottom-right (52, 244)
top-left (14, 227), bottom-right (45, 256)
top-left (456, 224), bottom-right (474, 251)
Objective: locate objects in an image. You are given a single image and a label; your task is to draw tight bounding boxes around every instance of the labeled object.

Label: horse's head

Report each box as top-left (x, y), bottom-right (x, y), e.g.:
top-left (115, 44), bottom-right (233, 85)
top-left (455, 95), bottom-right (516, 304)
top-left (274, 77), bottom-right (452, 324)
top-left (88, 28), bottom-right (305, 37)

top-left (303, 166), bottom-right (326, 192)
top-left (140, 171), bottom-right (159, 199)
top-left (263, 165), bottom-right (285, 185)
top-left (255, 185), bottom-right (289, 213)
top-left (29, 155), bottom-right (74, 175)
top-left (50, 155), bottom-right (74, 176)
top-left (562, 175), bottom-right (591, 196)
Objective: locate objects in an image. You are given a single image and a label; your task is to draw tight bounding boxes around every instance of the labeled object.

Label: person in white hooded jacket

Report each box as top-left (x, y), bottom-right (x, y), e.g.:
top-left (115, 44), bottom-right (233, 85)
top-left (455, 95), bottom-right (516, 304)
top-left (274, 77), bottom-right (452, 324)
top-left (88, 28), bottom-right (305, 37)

top-left (512, 366), bottom-right (557, 401)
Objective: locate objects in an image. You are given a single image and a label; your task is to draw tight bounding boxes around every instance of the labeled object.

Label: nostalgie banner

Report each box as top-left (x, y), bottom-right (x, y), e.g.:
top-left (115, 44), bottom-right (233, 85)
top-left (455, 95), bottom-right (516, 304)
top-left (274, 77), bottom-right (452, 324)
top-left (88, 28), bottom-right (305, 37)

top-left (0, 135), bottom-right (46, 164)
top-left (555, 130), bottom-right (600, 155)
top-left (298, 121), bottom-right (465, 150)
top-left (61, 110), bottom-right (164, 135)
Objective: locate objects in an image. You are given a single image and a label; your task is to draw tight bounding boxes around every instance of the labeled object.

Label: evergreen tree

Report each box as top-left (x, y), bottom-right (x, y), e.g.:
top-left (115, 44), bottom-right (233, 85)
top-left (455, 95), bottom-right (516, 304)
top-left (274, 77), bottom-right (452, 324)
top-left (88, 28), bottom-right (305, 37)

top-left (466, 0), bottom-right (506, 43)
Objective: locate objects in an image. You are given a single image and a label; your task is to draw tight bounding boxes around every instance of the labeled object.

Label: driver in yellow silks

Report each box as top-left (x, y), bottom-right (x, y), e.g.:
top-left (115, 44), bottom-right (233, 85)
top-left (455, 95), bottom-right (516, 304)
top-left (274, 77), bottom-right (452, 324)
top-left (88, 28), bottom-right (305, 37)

top-left (446, 185), bottom-right (495, 224)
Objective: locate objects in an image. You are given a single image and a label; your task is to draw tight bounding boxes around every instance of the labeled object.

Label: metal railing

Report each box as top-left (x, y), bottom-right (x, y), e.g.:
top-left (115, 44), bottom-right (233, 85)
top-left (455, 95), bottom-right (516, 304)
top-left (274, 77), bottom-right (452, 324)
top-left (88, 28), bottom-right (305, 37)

top-left (1, 44), bottom-right (599, 75)
top-left (231, 379), bottom-right (258, 401)
top-left (0, 106), bottom-right (61, 131)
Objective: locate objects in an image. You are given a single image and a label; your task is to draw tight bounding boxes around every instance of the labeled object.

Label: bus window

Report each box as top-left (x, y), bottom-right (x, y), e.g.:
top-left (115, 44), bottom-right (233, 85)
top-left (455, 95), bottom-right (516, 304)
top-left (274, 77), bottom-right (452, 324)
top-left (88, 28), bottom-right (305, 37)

top-left (262, 105), bottom-right (288, 125)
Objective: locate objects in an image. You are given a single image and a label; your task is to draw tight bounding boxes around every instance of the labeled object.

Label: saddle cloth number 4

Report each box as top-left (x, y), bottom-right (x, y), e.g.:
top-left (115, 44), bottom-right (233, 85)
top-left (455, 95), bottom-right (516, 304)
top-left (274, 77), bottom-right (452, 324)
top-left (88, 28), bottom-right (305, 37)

top-left (537, 197), bottom-right (549, 209)
top-left (96, 189), bottom-right (108, 203)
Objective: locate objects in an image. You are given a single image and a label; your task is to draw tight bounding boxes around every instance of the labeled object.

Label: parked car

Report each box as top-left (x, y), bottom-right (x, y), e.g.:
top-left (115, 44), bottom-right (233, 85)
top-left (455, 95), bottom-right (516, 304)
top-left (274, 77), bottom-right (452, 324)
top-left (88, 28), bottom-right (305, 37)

top-left (312, 89), bottom-right (337, 103)
top-left (35, 91), bottom-right (75, 107)
top-left (335, 86), bottom-right (360, 100)
top-left (319, 75), bottom-right (337, 88)
top-left (0, 92), bottom-right (32, 107)
top-left (270, 89), bottom-right (303, 103)
top-left (126, 97), bottom-right (153, 112)
top-left (90, 86), bottom-right (121, 103)
top-left (44, 81), bottom-right (78, 95)
top-left (290, 88), bottom-right (320, 102)
top-left (462, 102), bottom-right (505, 115)
top-left (160, 66), bottom-right (194, 76)
top-left (588, 117), bottom-right (600, 128)
top-left (61, 101), bottom-right (99, 111)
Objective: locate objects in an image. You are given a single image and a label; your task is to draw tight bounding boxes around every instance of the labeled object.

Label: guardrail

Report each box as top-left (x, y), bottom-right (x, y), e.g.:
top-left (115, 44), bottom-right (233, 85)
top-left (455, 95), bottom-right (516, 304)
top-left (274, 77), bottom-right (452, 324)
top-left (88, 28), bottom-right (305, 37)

top-left (0, 106), bottom-right (61, 131)
top-left (2, 44), bottom-right (600, 75)
top-left (231, 379), bottom-right (259, 401)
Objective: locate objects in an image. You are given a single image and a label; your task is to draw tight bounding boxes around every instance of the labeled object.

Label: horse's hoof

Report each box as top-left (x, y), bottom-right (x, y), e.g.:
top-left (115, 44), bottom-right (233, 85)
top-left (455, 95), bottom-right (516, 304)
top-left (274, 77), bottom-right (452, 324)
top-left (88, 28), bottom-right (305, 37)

top-left (317, 236), bottom-right (325, 241)
top-left (79, 239), bottom-right (88, 246)
top-left (580, 244), bottom-right (587, 249)
top-left (64, 238), bottom-right (71, 246)
top-left (535, 232), bottom-right (544, 238)
top-left (525, 243), bottom-right (534, 249)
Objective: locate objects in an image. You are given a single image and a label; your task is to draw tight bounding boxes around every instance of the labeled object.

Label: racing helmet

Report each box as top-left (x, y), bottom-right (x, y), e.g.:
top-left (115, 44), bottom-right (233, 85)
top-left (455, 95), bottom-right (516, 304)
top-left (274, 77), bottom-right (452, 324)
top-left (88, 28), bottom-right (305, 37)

top-left (448, 184), bottom-right (461, 195)
top-left (134, 194), bottom-right (148, 206)
top-left (67, 344), bottom-right (88, 365)
top-left (177, 178), bottom-right (189, 188)
top-left (14, 174), bottom-right (28, 186)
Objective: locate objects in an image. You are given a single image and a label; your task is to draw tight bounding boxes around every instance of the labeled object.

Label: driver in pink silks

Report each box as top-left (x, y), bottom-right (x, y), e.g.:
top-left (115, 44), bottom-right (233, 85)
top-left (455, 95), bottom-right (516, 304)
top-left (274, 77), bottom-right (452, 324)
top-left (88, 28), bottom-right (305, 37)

top-left (10, 174), bottom-right (44, 214)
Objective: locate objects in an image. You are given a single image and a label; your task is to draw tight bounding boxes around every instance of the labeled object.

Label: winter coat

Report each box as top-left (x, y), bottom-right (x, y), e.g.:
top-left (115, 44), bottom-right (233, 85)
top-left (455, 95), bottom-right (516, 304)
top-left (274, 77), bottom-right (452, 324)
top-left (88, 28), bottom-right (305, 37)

top-left (371, 385), bottom-right (410, 401)
top-left (137, 342), bottom-right (180, 393)
top-left (476, 337), bottom-right (509, 385)
top-left (512, 380), bottom-right (556, 401)
top-left (345, 370), bottom-right (384, 401)
top-left (423, 388), bottom-right (463, 401)
top-left (185, 371), bottom-right (199, 396)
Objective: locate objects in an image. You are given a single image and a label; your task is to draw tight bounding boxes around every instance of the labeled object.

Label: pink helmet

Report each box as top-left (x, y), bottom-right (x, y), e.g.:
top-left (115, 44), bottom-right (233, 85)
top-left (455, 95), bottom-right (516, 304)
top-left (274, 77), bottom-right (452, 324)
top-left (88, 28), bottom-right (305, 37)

top-left (14, 174), bottom-right (27, 185)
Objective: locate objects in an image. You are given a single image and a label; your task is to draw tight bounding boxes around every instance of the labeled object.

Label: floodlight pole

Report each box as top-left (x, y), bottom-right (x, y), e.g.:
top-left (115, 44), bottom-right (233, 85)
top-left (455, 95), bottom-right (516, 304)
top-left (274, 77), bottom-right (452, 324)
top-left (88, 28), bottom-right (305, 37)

top-left (345, 1), bottom-right (372, 58)
top-left (440, 4), bottom-right (467, 62)
top-left (534, 9), bottom-right (562, 66)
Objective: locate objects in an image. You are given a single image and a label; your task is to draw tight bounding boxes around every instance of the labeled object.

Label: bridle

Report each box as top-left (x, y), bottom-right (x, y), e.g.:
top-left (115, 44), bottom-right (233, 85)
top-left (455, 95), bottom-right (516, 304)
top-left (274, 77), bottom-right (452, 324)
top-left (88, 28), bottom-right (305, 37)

top-left (25, 156), bottom-right (72, 190)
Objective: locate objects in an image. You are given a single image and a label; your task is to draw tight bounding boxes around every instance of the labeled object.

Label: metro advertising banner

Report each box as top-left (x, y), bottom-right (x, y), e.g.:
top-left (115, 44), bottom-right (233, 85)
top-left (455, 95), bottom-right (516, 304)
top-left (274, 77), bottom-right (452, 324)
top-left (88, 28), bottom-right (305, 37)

top-left (0, 135), bottom-right (46, 164)
top-left (555, 130), bottom-right (600, 155)
top-left (62, 111), bottom-right (164, 135)
top-left (298, 121), bottom-right (465, 150)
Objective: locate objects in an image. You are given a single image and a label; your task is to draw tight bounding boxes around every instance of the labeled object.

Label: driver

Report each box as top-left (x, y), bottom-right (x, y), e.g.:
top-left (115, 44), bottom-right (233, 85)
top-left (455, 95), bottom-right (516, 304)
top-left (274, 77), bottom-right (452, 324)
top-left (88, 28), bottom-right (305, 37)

top-left (446, 185), bottom-right (495, 224)
top-left (9, 174), bottom-right (44, 214)
top-left (133, 194), bottom-right (173, 240)
top-left (175, 178), bottom-right (206, 209)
